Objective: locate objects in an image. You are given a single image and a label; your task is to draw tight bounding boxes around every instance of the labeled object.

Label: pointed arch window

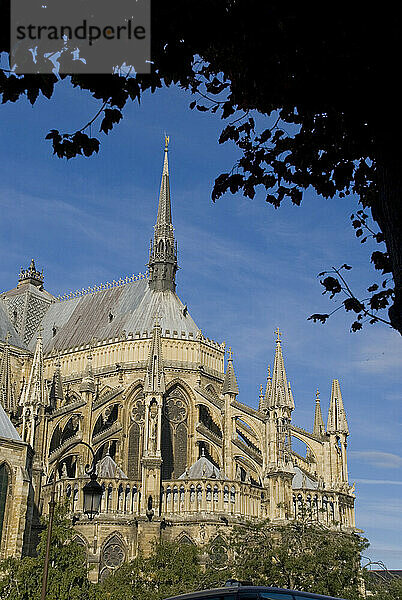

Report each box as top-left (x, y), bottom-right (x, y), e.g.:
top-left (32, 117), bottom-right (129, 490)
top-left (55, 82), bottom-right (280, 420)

top-left (322, 495), bottom-right (329, 522)
top-left (131, 486), bottom-right (138, 513)
top-left (117, 484), bottom-right (124, 512)
top-left (124, 485), bottom-right (130, 512)
top-left (313, 495), bottom-right (319, 520)
top-left (190, 485), bottom-right (195, 503)
top-left (72, 483), bottom-right (79, 512)
top-left (230, 486), bottom-right (236, 504)
top-left (0, 464), bottom-right (9, 546)
top-left (306, 494), bottom-right (312, 517)
top-left (100, 534), bottom-right (126, 581)
top-left (127, 421), bottom-right (141, 479)
top-left (196, 484), bottom-right (202, 504)
top-left (161, 385), bottom-right (188, 479)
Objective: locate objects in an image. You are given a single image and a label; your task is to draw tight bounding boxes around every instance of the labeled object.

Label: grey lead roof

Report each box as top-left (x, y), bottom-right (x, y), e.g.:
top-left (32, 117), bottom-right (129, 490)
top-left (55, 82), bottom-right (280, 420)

top-left (30, 279), bottom-right (200, 353)
top-left (0, 402), bottom-right (21, 441)
top-left (178, 452), bottom-right (226, 480)
top-left (292, 465), bottom-right (318, 490)
top-left (96, 453), bottom-right (128, 479)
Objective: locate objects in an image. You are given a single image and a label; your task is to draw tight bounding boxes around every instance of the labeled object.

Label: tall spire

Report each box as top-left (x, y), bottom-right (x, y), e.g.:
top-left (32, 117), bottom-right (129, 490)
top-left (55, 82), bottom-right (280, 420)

top-left (144, 315), bottom-right (165, 393)
top-left (222, 348), bottom-right (239, 396)
top-left (0, 333), bottom-right (16, 414)
top-left (327, 379), bottom-right (349, 435)
top-left (148, 136), bottom-right (178, 292)
top-left (258, 384), bottom-right (264, 411)
top-left (259, 365), bottom-right (271, 412)
top-left (267, 329), bottom-right (294, 410)
top-left (157, 136), bottom-right (172, 227)
top-left (20, 332), bottom-right (44, 409)
top-left (313, 389), bottom-right (325, 437)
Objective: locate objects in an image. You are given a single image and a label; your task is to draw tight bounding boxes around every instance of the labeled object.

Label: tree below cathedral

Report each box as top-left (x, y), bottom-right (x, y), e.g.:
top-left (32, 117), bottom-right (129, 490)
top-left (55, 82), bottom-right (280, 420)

top-left (0, 504), bottom-right (369, 600)
top-left (221, 519), bottom-right (368, 600)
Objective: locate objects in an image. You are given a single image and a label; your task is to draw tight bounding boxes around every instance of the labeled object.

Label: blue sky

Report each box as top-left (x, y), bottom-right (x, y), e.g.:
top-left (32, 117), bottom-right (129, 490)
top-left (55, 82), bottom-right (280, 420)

top-left (0, 81), bottom-right (401, 568)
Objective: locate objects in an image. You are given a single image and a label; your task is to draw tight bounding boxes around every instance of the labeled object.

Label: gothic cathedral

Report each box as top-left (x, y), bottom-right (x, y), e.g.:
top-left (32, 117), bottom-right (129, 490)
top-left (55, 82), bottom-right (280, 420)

top-left (0, 141), bottom-right (356, 581)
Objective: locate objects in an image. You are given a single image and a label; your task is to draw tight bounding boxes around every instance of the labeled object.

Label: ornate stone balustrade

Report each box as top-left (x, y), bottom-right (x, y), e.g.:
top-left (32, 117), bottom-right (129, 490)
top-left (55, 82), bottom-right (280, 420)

top-left (160, 479), bottom-right (265, 519)
top-left (42, 477), bottom-right (267, 521)
top-left (291, 487), bottom-right (355, 530)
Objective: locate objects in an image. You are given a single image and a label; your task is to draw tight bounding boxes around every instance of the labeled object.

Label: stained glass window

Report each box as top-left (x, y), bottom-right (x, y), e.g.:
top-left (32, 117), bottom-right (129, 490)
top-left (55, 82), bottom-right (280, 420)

top-left (0, 464), bottom-right (8, 545)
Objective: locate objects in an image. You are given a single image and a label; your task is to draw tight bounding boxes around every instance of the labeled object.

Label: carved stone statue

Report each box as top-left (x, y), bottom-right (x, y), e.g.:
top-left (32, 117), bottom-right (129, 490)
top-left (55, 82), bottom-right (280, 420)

top-left (149, 400), bottom-right (158, 454)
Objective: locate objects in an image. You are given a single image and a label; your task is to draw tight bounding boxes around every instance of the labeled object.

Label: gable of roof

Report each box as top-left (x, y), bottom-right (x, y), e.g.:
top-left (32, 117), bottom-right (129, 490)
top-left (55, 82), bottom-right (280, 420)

top-left (96, 453), bottom-right (127, 479)
top-left (292, 465), bottom-right (318, 490)
top-left (178, 453), bottom-right (226, 480)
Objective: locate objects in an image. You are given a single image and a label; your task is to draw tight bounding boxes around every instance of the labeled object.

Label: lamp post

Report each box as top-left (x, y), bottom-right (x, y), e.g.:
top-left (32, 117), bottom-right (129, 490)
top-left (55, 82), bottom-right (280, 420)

top-left (40, 440), bottom-right (102, 600)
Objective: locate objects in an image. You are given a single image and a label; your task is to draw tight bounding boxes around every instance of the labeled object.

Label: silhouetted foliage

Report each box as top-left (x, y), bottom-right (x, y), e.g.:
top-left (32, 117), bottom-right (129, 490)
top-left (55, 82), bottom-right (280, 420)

top-left (0, 3), bottom-right (401, 333)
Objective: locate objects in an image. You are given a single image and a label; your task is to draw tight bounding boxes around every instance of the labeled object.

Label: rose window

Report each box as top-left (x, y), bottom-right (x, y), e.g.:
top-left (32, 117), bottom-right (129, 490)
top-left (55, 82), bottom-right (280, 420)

top-left (131, 400), bottom-right (145, 424)
top-left (164, 398), bottom-right (187, 423)
top-left (103, 543), bottom-right (125, 568)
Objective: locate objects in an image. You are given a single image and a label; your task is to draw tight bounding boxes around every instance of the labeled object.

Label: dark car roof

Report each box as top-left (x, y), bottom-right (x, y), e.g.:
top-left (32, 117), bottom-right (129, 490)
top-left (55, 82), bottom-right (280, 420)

top-left (164, 585), bottom-right (347, 600)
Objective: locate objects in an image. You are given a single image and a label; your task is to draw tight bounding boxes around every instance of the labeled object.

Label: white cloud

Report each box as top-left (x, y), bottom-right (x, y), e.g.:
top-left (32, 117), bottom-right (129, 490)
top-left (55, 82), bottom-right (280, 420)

top-left (354, 479), bottom-right (402, 485)
top-left (350, 451), bottom-right (402, 469)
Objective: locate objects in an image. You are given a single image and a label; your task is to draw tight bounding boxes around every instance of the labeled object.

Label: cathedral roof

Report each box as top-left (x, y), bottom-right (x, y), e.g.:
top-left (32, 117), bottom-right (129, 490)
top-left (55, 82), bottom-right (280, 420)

top-left (96, 453), bottom-right (128, 479)
top-left (0, 302), bottom-right (27, 350)
top-left (178, 451), bottom-right (226, 480)
top-left (0, 402), bottom-right (21, 441)
top-left (15, 144), bottom-right (200, 354)
top-left (30, 280), bottom-right (199, 353)
top-left (292, 465), bottom-right (318, 490)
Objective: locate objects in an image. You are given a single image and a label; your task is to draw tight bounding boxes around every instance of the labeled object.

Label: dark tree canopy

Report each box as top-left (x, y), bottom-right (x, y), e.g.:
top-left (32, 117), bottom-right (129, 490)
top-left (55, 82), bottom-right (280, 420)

top-left (221, 520), bottom-right (368, 600)
top-left (1, 2), bottom-right (401, 333)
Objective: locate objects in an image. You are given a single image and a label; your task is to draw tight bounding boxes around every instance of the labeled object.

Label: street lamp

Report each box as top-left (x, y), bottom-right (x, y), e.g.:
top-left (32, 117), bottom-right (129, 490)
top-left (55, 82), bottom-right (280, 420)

top-left (83, 471), bottom-right (103, 519)
top-left (40, 440), bottom-right (102, 600)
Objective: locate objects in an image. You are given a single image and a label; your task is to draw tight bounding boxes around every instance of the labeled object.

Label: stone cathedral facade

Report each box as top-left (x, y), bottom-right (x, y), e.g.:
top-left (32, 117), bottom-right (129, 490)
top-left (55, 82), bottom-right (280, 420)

top-left (0, 142), bottom-right (356, 581)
